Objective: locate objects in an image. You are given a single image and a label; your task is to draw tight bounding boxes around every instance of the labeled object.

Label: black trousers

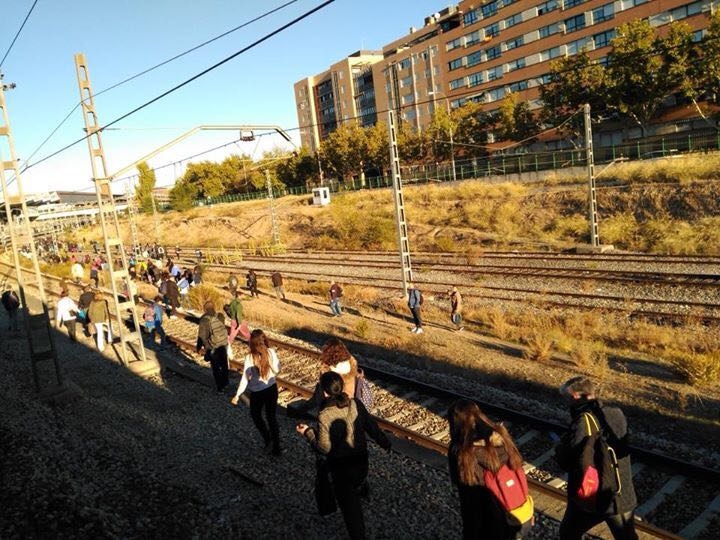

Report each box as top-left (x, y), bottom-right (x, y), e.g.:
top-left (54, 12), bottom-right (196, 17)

top-left (62, 319), bottom-right (77, 341)
top-left (249, 384), bottom-right (280, 452)
top-left (206, 346), bottom-right (228, 391)
top-left (559, 504), bottom-right (638, 540)
top-left (329, 454), bottom-right (369, 540)
top-left (410, 306), bottom-right (423, 327)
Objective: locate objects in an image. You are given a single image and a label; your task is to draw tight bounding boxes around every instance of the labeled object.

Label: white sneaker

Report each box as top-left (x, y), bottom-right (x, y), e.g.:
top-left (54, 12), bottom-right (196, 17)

top-left (415, 328), bottom-right (424, 334)
top-left (410, 327), bottom-right (418, 333)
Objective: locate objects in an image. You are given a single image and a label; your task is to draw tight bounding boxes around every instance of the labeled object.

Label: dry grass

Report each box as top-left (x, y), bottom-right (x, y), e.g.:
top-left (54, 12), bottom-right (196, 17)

top-left (670, 350), bottom-right (720, 387)
top-left (188, 284), bottom-right (225, 312)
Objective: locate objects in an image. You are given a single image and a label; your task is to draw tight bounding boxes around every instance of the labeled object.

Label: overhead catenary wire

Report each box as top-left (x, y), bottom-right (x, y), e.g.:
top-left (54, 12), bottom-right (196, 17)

top-left (13, 0), bottom-right (300, 176)
top-left (20, 0), bottom-right (335, 175)
top-left (0, 0), bottom-right (39, 69)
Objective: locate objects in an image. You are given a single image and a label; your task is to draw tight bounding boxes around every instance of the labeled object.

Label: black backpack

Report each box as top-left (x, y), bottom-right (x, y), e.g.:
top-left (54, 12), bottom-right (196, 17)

top-left (575, 413), bottom-right (622, 513)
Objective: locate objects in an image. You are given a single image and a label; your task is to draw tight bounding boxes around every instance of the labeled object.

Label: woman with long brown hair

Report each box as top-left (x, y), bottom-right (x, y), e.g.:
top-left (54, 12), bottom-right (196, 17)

top-left (448, 399), bottom-right (530, 539)
top-left (231, 329), bottom-right (281, 456)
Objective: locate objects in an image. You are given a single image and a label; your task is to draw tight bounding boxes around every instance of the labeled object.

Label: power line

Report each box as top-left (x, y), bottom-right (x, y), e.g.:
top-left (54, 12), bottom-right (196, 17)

top-left (0, 0), bottom-right (39, 69)
top-left (22, 0), bottom-right (335, 174)
top-left (15, 0), bottom-right (300, 174)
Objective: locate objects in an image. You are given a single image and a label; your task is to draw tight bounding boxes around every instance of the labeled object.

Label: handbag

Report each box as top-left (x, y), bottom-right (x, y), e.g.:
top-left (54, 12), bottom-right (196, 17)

top-left (354, 374), bottom-right (374, 410)
top-left (314, 458), bottom-right (337, 516)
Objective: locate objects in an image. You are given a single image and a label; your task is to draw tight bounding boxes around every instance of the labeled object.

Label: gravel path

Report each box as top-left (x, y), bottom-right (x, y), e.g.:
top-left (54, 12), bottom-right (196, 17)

top-left (0, 313), bottom-right (558, 539)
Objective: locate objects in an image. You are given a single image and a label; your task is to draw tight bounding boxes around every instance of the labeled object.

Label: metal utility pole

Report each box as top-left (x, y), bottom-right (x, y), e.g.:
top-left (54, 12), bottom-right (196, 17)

top-left (584, 103), bottom-right (600, 248)
top-left (264, 169), bottom-right (280, 247)
top-left (0, 72), bottom-right (67, 397)
top-left (125, 179), bottom-right (140, 256)
top-left (387, 110), bottom-right (413, 297)
top-left (150, 193), bottom-right (160, 244)
top-left (74, 53), bottom-right (155, 374)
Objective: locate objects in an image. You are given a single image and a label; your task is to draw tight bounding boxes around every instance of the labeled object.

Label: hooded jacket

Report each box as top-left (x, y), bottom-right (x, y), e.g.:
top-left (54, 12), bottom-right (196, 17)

top-left (555, 399), bottom-right (637, 515)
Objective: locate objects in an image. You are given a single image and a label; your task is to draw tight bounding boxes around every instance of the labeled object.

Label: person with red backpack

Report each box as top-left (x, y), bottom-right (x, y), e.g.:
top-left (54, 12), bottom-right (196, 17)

top-left (448, 399), bottom-right (533, 539)
top-left (555, 376), bottom-right (638, 539)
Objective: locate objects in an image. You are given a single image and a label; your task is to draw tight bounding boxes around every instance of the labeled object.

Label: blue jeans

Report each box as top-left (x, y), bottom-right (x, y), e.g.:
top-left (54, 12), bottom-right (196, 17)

top-left (330, 298), bottom-right (342, 316)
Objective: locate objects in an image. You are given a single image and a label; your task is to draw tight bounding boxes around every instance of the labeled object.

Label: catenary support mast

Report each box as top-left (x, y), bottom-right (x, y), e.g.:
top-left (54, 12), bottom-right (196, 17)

top-left (74, 53), bottom-right (153, 371)
top-left (0, 73), bottom-right (65, 395)
top-left (387, 110), bottom-right (413, 297)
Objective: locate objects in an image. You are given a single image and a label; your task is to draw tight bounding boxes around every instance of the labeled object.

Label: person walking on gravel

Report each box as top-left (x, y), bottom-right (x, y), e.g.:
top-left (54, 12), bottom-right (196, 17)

top-left (88, 291), bottom-right (112, 351)
top-left (555, 376), bottom-right (638, 540)
top-left (329, 281), bottom-right (343, 316)
top-left (297, 371), bottom-right (391, 540)
top-left (197, 301), bottom-right (229, 392)
top-left (56, 290), bottom-right (79, 342)
top-left (448, 399), bottom-right (533, 539)
top-left (231, 329), bottom-right (281, 456)
top-left (271, 271), bottom-right (286, 300)
top-left (246, 269), bottom-right (259, 298)
top-left (407, 282), bottom-right (424, 334)
top-left (1, 289), bottom-right (20, 331)
top-left (449, 286), bottom-right (463, 331)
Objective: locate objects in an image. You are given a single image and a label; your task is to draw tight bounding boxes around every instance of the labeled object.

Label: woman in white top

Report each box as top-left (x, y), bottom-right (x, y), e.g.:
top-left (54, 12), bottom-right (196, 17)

top-left (231, 329), bottom-right (281, 456)
top-left (55, 290), bottom-right (79, 341)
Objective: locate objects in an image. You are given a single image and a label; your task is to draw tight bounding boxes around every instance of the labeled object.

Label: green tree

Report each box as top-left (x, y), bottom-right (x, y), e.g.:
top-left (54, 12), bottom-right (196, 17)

top-left (453, 101), bottom-right (492, 159)
top-left (397, 123), bottom-right (428, 164)
top-left (320, 123), bottom-right (367, 181)
top-left (495, 94), bottom-right (540, 142)
top-left (426, 106), bottom-right (454, 162)
top-left (134, 161), bottom-right (156, 213)
top-left (608, 20), bottom-right (671, 135)
top-left (169, 179), bottom-right (198, 211)
top-left (275, 147), bottom-right (318, 188)
top-left (364, 121), bottom-right (390, 175)
top-left (540, 50), bottom-right (608, 138)
top-left (180, 160), bottom-right (228, 198)
top-left (698, 10), bottom-right (720, 108)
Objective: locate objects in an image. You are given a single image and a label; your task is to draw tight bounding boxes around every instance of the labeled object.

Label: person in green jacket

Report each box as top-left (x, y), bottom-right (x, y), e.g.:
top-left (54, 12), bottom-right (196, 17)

top-left (227, 290), bottom-right (248, 343)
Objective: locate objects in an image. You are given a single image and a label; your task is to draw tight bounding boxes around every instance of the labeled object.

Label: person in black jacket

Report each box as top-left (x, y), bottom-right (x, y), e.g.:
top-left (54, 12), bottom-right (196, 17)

top-left (448, 399), bottom-right (530, 540)
top-left (297, 371), bottom-right (391, 540)
top-left (196, 301), bottom-right (229, 392)
top-left (555, 376), bottom-right (638, 540)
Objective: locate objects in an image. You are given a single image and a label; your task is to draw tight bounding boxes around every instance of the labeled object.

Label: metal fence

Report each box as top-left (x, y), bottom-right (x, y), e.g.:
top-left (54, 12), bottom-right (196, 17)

top-left (191, 129), bottom-right (720, 208)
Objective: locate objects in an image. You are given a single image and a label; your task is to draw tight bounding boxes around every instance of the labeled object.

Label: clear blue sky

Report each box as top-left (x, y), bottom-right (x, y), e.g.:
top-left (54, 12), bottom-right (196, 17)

top-left (0, 0), bottom-right (450, 194)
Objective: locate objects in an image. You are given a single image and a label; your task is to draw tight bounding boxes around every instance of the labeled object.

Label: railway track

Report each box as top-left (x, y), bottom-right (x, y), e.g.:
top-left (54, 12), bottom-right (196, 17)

top-left (158, 312), bottom-right (717, 539)
top-left (178, 258), bottom-right (720, 325)
top-left (6, 260), bottom-right (720, 537)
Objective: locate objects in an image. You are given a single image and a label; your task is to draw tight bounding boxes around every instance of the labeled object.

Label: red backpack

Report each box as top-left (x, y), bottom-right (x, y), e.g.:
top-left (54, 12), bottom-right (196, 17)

top-left (483, 464), bottom-right (534, 527)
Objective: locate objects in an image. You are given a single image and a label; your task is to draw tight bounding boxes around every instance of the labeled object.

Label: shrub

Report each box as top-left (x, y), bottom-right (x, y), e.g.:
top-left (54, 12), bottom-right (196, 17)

top-left (670, 350), bottom-right (720, 387)
top-left (354, 318), bottom-right (370, 339)
top-left (523, 329), bottom-right (554, 362)
top-left (188, 284), bottom-right (224, 312)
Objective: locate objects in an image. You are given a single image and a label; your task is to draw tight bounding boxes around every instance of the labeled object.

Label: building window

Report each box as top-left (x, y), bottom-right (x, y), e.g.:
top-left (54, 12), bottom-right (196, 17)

top-left (486, 45), bottom-right (501, 60)
top-left (564, 14), bottom-right (586, 33)
top-left (539, 22), bottom-right (560, 38)
top-left (466, 51), bottom-right (482, 67)
top-left (505, 35), bottom-right (524, 50)
top-left (401, 75), bottom-right (413, 88)
top-left (563, 0), bottom-right (586, 9)
top-left (466, 30), bottom-right (482, 47)
top-left (402, 93), bottom-right (415, 105)
top-left (592, 3), bottom-right (614, 24)
top-left (446, 37), bottom-right (462, 51)
top-left (507, 58), bottom-right (526, 71)
top-left (464, 9), bottom-right (479, 25)
top-left (509, 80), bottom-right (528, 92)
top-left (549, 46), bottom-right (562, 59)
top-left (481, 2), bottom-right (498, 18)
top-left (487, 66), bottom-right (503, 81)
top-left (450, 77), bottom-right (466, 90)
top-left (399, 58), bottom-right (411, 69)
top-left (485, 23), bottom-right (500, 38)
top-left (448, 57), bottom-right (463, 71)
top-left (504, 13), bottom-right (522, 28)
top-left (538, 0), bottom-right (558, 15)
top-left (593, 29), bottom-right (615, 48)
top-left (468, 72), bottom-right (484, 87)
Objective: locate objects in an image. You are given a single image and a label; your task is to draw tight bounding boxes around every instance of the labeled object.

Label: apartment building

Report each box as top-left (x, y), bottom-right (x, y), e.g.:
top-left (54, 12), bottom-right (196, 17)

top-left (295, 0), bottom-right (716, 148)
top-left (294, 50), bottom-right (384, 152)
